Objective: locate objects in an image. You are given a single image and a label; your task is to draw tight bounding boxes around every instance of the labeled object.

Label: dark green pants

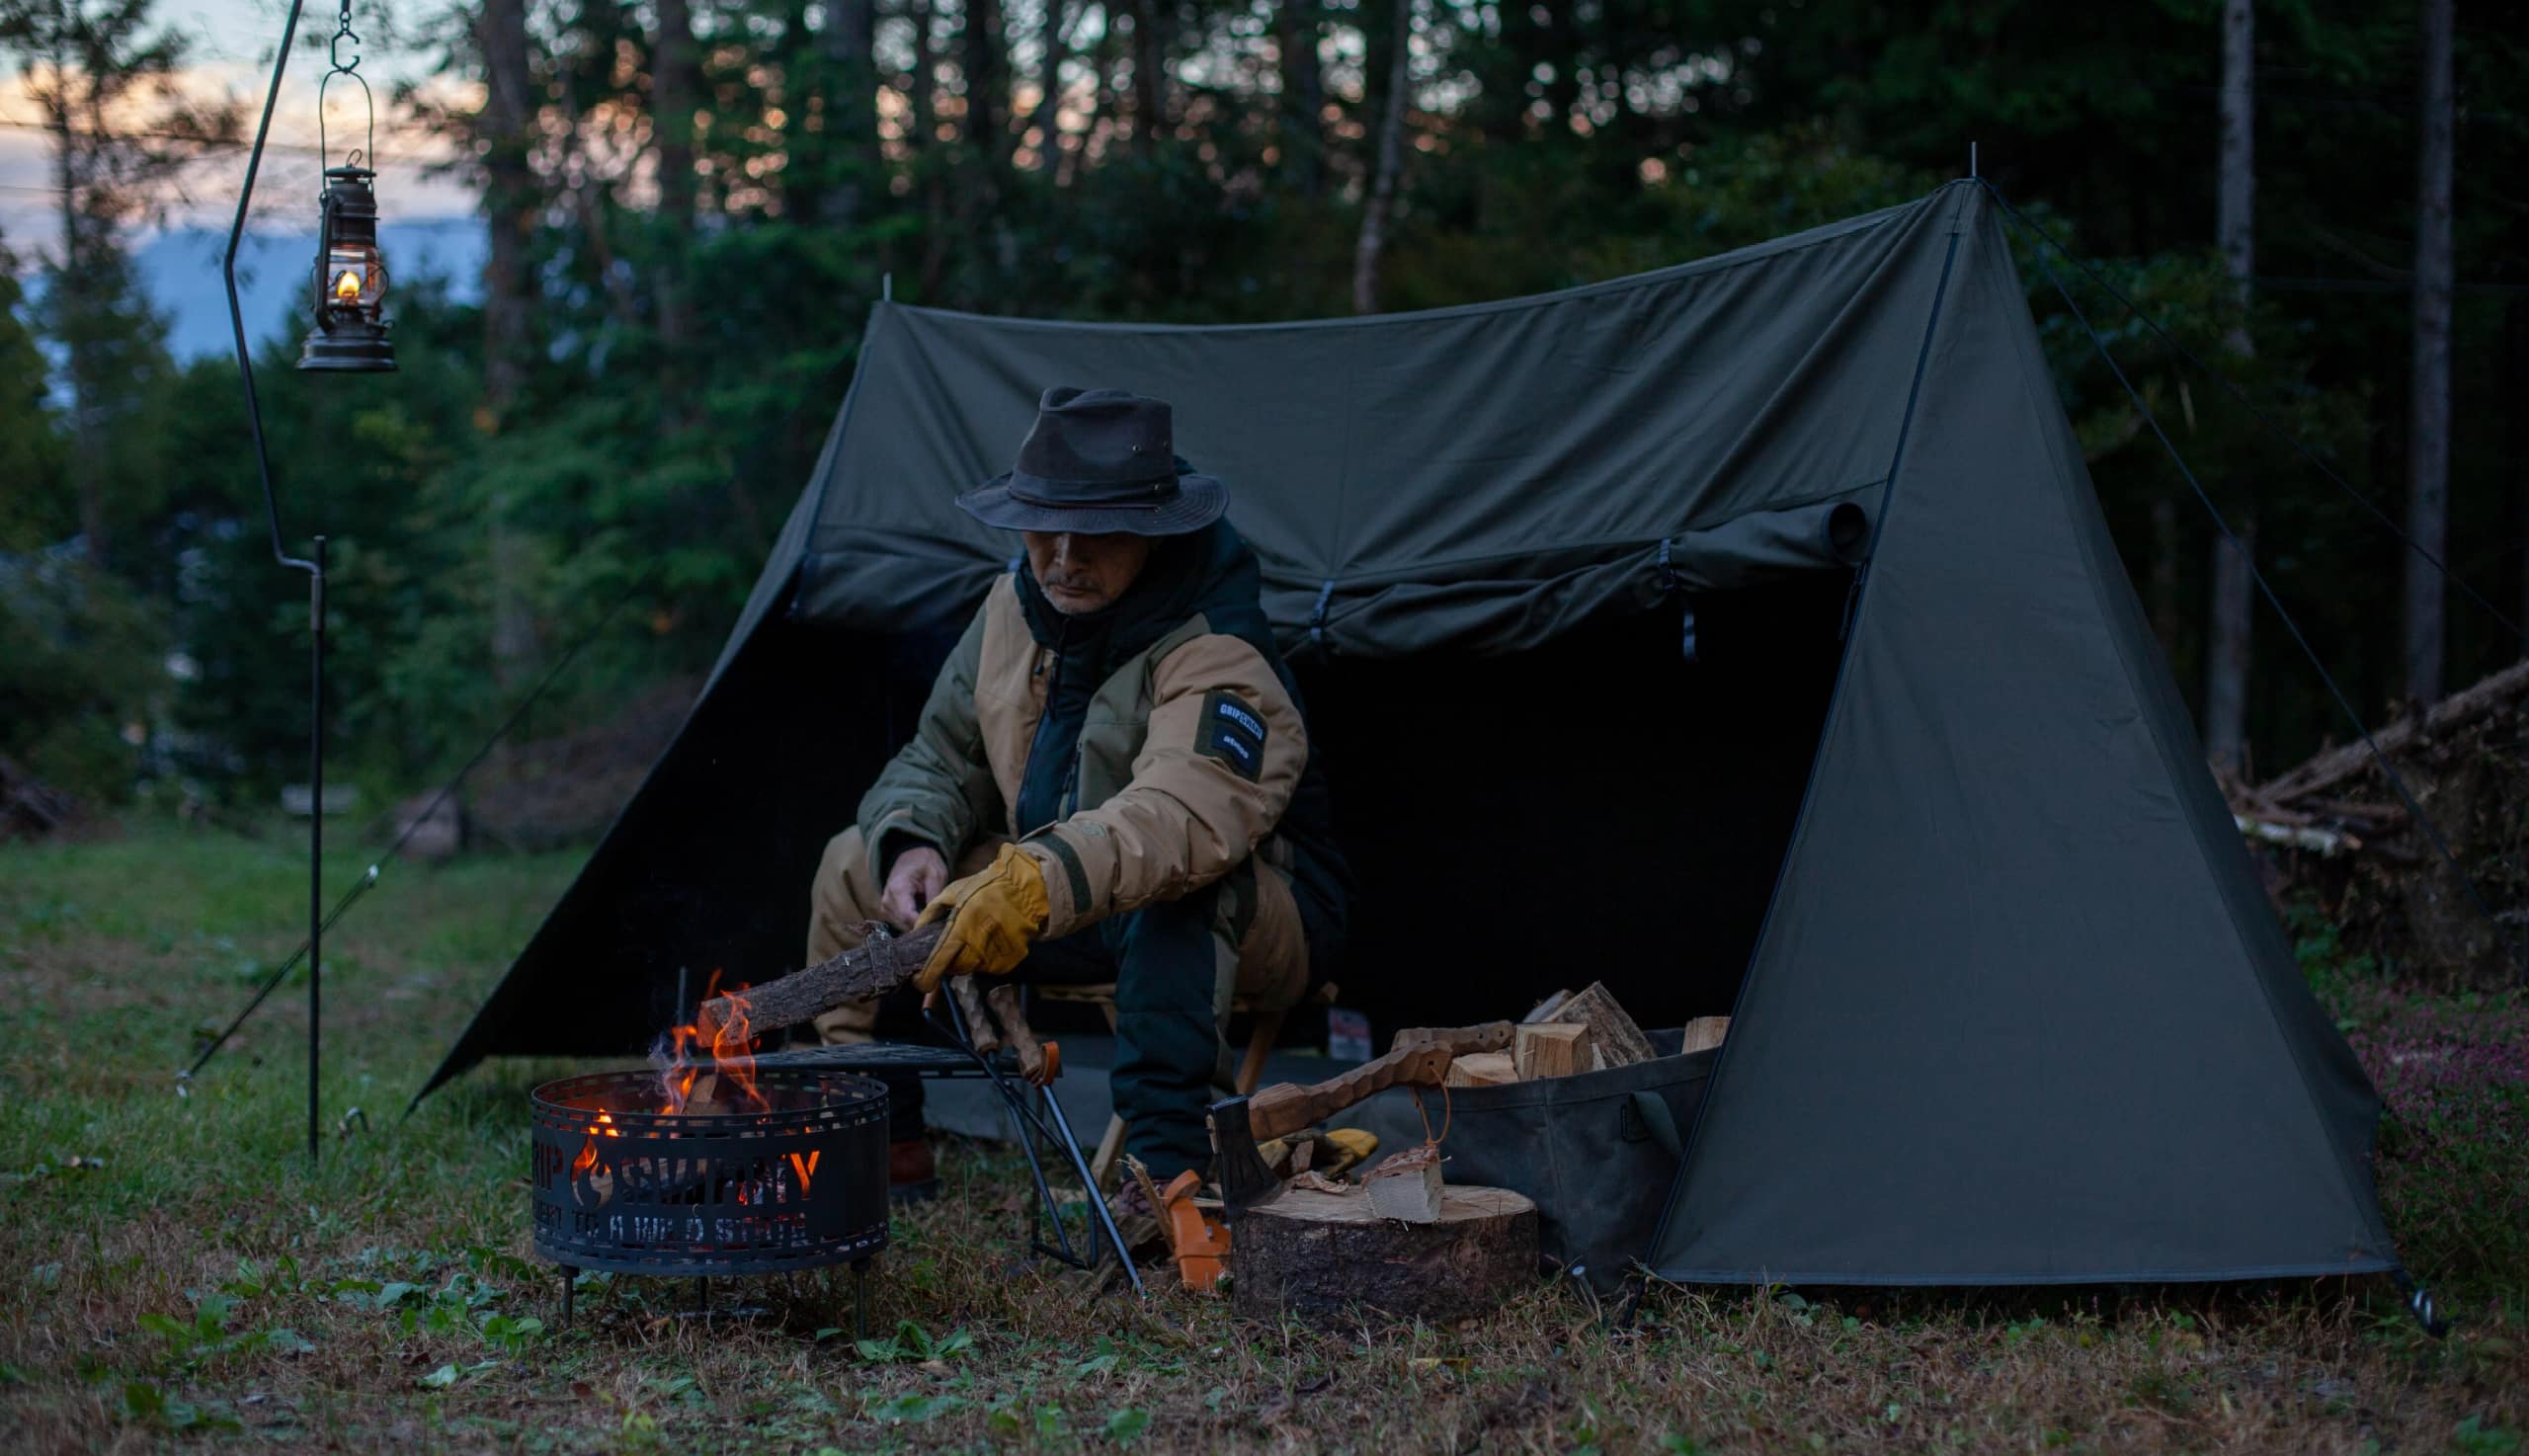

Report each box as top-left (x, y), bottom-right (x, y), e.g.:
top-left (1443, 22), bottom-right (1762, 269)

top-left (1022, 884), bottom-right (1232, 1182)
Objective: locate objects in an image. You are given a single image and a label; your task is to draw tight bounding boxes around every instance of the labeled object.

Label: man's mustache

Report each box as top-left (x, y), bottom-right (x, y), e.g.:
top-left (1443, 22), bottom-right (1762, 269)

top-left (1045, 575), bottom-right (1098, 593)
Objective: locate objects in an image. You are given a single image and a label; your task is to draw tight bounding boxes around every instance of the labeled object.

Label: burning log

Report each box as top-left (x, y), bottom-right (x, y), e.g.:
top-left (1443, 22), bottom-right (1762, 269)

top-left (699, 922), bottom-right (945, 1037)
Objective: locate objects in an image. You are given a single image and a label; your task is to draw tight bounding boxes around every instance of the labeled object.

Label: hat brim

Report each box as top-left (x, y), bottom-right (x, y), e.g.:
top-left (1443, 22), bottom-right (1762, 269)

top-left (954, 472), bottom-right (1230, 536)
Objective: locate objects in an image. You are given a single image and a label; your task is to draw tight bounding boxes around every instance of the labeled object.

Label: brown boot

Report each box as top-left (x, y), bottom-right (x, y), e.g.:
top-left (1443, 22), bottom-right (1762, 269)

top-left (888, 1138), bottom-right (938, 1204)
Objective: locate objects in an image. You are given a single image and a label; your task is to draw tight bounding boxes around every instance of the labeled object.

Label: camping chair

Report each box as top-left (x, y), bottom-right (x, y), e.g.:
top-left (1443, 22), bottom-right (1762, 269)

top-left (1035, 980), bottom-right (1339, 1186)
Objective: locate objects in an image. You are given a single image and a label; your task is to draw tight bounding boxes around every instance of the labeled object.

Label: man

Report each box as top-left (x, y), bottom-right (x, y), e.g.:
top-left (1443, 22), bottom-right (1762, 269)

top-left (807, 386), bottom-right (1350, 1201)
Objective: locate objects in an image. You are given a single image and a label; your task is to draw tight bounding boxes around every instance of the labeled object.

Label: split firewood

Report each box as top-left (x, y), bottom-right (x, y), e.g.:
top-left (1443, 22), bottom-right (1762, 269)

top-left (1443, 1051), bottom-right (1517, 1088)
top-left (1680, 1015), bottom-right (1731, 1056)
top-left (698, 921), bottom-right (944, 1035)
top-left (1363, 1144), bottom-right (1445, 1223)
top-left (1513, 1022), bottom-right (1588, 1080)
top-left (1542, 981), bottom-right (1655, 1069)
top-left (1521, 989), bottom-right (1572, 1024)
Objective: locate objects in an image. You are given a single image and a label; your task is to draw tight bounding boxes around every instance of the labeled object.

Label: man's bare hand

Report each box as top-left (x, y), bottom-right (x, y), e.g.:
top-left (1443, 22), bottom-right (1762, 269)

top-left (880, 847), bottom-right (950, 930)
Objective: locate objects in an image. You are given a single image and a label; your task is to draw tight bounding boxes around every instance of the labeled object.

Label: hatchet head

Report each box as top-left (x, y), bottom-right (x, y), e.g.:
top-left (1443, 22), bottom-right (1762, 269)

top-left (1207, 1094), bottom-right (1279, 1222)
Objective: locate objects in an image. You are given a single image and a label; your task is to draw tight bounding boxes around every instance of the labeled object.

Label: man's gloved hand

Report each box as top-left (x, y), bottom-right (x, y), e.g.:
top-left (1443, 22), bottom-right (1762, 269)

top-left (913, 843), bottom-right (1049, 993)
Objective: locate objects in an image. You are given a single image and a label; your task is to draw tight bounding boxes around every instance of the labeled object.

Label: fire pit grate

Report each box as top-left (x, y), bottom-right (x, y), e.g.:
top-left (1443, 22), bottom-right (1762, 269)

top-left (530, 1067), bottom-right (890, 1327)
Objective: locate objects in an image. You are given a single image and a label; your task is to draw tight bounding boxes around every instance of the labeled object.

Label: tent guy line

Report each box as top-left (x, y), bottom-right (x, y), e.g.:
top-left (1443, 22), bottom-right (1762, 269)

top-left (180, 563), bottom-right (660, 1088)
top-left (1998, 197), bottom-right (2527, 989)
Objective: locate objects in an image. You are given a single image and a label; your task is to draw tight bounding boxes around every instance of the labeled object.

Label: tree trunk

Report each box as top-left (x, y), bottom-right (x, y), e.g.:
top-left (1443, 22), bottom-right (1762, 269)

top-left (1129, 0), bottom-right (1168, 149)
top-left (2203, 0), bottom-right (2256, 771)
top-left (2205, 517), bottom-right (2256, 774)
top-left (910, 0), bottom-right (938, 149)
top-left (2149, 496), bottom-right (2182, 656)
top-left (48, 97), bottom-right (105, 565)
top-left (653, 0), bottom-right (701, 363)
top-left (1273, 0), bottom-right (1320, 194)
top-left (2404, 0), bottom-right (2455, 705)
top-left (476, 0), bottom-right (537, 430)
top-left (1349, 0), bottom-right (1410, 315)
top-left (822, 0), bottom-right (879, 223)
top-left (1023, 0), bottom-right (1069, 169)
top-left (2217, 0), bottom-right (2253, 355)
top-left (1229, 1183), bottom-right (1537, 1327)
top-left (2512, 301), bottom-right (2528, 639)
top-left (962, 0), bottom-right (1008, 163)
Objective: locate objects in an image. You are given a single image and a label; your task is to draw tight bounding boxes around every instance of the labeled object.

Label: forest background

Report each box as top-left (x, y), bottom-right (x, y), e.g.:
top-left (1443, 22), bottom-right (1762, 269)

top-left (2, 0), bottom-right (2524, 833)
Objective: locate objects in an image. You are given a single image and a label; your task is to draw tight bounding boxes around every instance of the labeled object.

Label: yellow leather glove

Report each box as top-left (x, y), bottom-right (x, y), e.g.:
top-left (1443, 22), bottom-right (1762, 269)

top-left (913, 843), bottom-right (1049, 993)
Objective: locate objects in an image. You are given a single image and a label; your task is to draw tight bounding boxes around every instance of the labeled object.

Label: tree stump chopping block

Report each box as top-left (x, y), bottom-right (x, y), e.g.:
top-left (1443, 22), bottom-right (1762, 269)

top-left (1230, 1184), bottom-right (1537, 1328)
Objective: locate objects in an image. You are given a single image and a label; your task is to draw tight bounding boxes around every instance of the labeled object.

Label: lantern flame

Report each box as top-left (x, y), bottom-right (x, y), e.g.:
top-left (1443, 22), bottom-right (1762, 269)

top-left (333, 269), bottom-right (363, 302)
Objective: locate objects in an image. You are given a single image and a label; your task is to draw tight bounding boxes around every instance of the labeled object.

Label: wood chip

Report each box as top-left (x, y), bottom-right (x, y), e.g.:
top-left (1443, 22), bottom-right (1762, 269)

top-left (1362, 1145), bottom-right (1443, 1223)
top-left (1679, 1015), bottom-right (1731, 1055)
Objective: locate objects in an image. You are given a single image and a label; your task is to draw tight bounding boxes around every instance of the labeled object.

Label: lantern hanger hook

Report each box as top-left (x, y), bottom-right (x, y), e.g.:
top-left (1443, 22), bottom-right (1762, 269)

top-left (317, 0), bottom-right (373, 168)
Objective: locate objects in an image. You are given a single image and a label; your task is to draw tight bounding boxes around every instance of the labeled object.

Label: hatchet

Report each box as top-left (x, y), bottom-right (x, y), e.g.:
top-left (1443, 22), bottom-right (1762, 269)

top-left (1208, 1021), bottom-right (1513, 1220)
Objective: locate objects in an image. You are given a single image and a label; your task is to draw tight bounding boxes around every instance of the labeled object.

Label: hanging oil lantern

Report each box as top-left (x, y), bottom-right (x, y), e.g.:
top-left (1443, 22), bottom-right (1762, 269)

top-left (297, 0), bottom-right (395, 373)
top-left (298, 162), bottom-right (394, 371)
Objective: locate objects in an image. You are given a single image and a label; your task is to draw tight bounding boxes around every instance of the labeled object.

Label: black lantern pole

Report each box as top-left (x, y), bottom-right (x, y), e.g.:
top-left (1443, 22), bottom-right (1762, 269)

top-left (221, 0), bottom-right (395, 1166)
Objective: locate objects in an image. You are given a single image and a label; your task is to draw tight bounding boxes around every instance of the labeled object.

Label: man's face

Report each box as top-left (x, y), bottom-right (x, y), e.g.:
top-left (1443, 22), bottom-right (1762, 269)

top-left (1024, 530), bottom-right (1154, 615)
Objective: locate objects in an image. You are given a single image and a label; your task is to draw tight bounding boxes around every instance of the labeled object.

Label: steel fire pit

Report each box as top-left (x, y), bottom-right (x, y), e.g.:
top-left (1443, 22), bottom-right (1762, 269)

top-left (530, 1068), bottom-right (890, 1327)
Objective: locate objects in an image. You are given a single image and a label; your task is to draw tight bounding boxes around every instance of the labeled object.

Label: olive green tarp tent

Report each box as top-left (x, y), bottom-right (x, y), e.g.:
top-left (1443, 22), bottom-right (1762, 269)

top-left (423, 182), bottom-right (2400, 1288)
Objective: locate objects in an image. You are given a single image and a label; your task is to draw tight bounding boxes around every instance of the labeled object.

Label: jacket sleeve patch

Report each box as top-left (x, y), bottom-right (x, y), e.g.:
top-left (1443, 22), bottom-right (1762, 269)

top-left (1196, 690), bottom-right (1267, 782)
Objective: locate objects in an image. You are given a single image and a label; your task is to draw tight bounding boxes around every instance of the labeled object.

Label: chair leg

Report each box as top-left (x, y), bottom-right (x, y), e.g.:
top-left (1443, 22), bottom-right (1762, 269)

top-left (1235, 1008), bottom-right (1286, 1095)
top-left (1090, 1114), bottom-right (1128, 1188)
top-left (1087, 1000), bottom-right (1128, 1187)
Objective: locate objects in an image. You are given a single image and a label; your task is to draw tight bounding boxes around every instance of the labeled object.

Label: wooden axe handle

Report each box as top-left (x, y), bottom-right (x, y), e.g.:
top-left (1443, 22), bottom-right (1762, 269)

top-left (1243, 1022), bottom-right (1510, 1142)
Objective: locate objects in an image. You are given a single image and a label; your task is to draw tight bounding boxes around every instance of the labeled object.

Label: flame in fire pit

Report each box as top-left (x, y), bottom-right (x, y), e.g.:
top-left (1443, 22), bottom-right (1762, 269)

top-left (566, 974), bottom-right (775, 1188)
top-left (651, 969), bottom-right (770, 1114)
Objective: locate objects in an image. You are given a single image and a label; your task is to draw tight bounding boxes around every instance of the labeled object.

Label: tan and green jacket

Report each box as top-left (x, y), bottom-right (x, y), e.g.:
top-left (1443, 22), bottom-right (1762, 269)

top-left (855, 526), bottom-right (1348, 948)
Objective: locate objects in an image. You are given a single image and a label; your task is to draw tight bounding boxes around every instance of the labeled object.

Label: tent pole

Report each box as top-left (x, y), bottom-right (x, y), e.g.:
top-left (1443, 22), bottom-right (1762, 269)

top-left (223, 0), bottom-right (330, 1164)
top-left (308, 536), bottom-right (327, 1164)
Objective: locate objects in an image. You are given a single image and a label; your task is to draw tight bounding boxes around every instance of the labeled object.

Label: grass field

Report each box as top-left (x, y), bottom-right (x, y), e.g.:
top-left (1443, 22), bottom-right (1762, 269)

top-left (1, 820), bottom-right (2523, 1454)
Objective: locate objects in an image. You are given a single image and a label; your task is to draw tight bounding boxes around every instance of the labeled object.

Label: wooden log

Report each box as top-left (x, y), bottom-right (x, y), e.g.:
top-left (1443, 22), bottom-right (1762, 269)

top-left (1443, 1051), bottom-right (1517, 1088)
top-left (699, 922), bottom-right (944, 1034)
top-left (1362, 1144), bottom-right (1443, 1223)
top-left (1542, 981), bottom-right (1655, 1069)
top-left (1512, 1022), bottom-right (1587, 1080)
top-left (1229, 1183), bottom-right (1537, 1328)
top-left (1679, 1015), bottom-right (1731, 1056)
top-left (2253, 658), bottom-right (2529, 804)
